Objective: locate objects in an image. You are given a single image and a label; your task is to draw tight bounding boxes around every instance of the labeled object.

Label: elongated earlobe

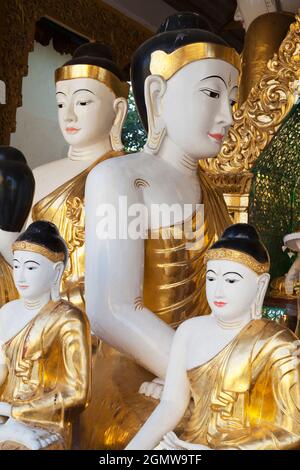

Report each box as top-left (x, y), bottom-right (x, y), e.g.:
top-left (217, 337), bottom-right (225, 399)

top-left (51, 262), bottom-right (65, 302)
top-left (251, 273), bottom-right (270, 319)
top-left (109, 97), bottom-right (128, 151)
top-left (144, 75), bottom-right (167, 154)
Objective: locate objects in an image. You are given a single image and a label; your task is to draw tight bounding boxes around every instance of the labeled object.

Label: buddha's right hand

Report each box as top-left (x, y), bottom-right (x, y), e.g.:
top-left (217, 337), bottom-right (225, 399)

top-left (139, 377), bottom-right (164, 400)
top-left (0, 418), bottom-right (61, 450)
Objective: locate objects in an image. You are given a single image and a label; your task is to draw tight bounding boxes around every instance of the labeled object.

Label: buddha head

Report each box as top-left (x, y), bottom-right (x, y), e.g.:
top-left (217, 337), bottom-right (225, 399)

top-left (55, 42), bottom-right (129, 155)
top-left (12, 221), bottom-right (68, 302)
top-left (131, 12), bottom-right (240, 160)
top-left (204, 223), bottom-right (270, 323)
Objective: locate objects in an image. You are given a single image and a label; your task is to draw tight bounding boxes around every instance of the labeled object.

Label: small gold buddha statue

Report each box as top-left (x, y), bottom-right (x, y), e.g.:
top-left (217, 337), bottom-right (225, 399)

top-left (128, 224), bottom-right (300, 450)
top-left (0, 221), bottom-right (91, 450)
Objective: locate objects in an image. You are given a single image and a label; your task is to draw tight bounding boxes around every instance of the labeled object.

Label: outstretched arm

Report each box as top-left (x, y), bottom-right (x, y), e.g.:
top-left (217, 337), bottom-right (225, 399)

top-left (85, 160), bottom-right (174, 378)
top-left (126, 321), bottom-right (191, 449)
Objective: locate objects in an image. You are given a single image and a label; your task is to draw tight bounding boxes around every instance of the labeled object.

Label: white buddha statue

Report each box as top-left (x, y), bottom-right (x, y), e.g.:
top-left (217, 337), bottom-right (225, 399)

top-left (0, 221), bottom-right (91, 450)
top-left (0, 42), bottom-right (128, 313)
top-left (127, 224), bottom-right (300, 450)
top-left (81, 13), bottom-right (240, 448)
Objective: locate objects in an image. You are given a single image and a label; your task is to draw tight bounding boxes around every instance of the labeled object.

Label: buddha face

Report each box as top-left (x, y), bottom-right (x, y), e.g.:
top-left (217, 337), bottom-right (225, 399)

top-left (206, 259), bottom-right (266, 323)
top-left (56, 78), bottom-right (116, 148)
top-left (157, 59), bottom-right (238, 160)
top-left (13, 250), bottom-right (61, 300)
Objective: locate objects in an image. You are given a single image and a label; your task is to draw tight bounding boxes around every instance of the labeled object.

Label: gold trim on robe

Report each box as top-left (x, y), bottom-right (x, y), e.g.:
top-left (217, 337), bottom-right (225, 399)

top-left (183, 319), bottom-right (300, 450)
top-left (0, 299), bottom-right (91, 449)
top-left (31, 151), bottom-right (123, 311)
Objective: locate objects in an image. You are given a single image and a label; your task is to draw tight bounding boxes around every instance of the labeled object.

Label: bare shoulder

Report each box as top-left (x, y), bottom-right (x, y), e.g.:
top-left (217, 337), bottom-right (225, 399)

top-left (175, 316), bottom-right (208, 341)
top-left (0, 299), bottom-right (21, 323)
top-left (86, 151), bottom-right (150, 191)
top-left (33, 157), bottom-right (68, 177)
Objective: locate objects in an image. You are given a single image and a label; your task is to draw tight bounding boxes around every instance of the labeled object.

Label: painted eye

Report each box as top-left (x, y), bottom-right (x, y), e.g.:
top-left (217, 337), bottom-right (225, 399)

top-left (57, 103), bottom-right (64, 109)
top-left (201, 89), bottom-right (220, 99)
top-left (225, 278), bottom-right (239, 284)
top-left (230, 99), bottom-right (237, 107)
top-left (78, 100), bottom-right (92, 106)
top-left (206, 276), bottom-right (216, 282)
top-left (13, 264), bottom-right (20, 269)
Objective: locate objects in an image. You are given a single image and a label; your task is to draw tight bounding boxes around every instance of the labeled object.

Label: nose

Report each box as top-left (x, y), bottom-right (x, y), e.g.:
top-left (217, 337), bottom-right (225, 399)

top-left (215, 95), bottom-right (233, 129)
top-left (15, 265), bottom-right (26, 283)
top-left (64, 100), bottom-right (77, 123)
top-left (214, 278), bottom-right (225, 299)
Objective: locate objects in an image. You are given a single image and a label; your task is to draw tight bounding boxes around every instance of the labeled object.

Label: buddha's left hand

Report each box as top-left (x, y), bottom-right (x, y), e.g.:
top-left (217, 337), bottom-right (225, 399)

top-left (157, 432), bottom-right (212, 450)
top-left (0, 402), bottom-right (11, 417)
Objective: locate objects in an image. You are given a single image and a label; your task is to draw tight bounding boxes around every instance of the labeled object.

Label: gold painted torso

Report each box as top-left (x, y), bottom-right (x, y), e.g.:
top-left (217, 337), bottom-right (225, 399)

top-left (143, 170), bottom-right (232, 325)
top-left (31, 151), bottom-right (121, 311)
top-left (182, 320), bottom-right (300, 450)
top-left (0, 300), bottom-right (91, 449)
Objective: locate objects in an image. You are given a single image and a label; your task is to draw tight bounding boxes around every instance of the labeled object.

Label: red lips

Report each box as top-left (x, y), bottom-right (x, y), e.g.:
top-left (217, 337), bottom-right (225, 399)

top-left (214, 301), bottom-right (227, 307)
top-left (208, 133), bottom-right (224, 142)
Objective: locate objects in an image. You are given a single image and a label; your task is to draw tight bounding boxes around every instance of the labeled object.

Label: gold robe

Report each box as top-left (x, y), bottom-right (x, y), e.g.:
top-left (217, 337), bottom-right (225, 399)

top-left (0, 299), bottom-right (91, 449)
top-left (31, 151), bottom-right (122, 312)
top-left (183, 319), bottom-right (300, 450)
top-left (79, 168), bottom-right (232, 449)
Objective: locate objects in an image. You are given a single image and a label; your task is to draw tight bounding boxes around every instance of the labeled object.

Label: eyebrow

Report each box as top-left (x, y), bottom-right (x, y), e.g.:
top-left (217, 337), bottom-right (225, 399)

top-left (206, 269), bottom-right (217, 275)
top-left (200, 75), bottom-right (227, 87)
top-left (223, 272), bottom-right (243, 278)
top-left (24, 260), bottom-right (40, 266)
top-left (73, 89), bottom-right (95, 95)
top-left (56, 91), bottom-right (67, 96)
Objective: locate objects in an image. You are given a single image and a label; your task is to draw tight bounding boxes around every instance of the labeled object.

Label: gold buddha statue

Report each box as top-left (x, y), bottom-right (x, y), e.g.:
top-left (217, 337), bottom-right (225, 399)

top-left (0, 221), bottom-right (91, 450)
top-left (128, 224), bottom-right (300, 450)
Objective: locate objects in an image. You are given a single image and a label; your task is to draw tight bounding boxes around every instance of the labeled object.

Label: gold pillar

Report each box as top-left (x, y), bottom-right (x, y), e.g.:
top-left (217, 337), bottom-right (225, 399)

top-left (239, 12), bottom-right (294, 105)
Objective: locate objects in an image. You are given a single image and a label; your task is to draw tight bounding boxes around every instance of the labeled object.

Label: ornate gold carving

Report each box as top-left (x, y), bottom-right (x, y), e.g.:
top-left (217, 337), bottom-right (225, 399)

top-left (12, 241), bottom-right (65, 262)
top-left (200, 12), bottom-right (300, 194)
top-left (134, 178), bottom-right (150, 189)
top-left (150, 43), bottom-right (241, 81)
top-left (55, 64), bottom-right (129, 98)
top-left (204, 248), bottom-right (270, 274)
top-left (0, 0), bottom-right (151, 144)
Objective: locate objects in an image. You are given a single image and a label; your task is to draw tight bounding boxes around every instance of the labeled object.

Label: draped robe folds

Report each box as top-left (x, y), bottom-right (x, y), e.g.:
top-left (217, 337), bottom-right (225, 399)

top-left (183, 319), bottom-right (300, 450)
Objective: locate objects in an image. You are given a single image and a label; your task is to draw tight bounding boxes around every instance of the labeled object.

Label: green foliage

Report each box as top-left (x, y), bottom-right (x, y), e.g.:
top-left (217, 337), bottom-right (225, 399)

top-left (122, 86), bottom-right (147, 153)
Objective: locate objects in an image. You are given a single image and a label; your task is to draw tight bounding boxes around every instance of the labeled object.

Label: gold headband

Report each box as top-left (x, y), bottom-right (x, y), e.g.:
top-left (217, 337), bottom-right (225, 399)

top-left (13, 241), bottom-right (65, 263)
top-left (55, 64), bottom-right (129, 98)
top-left (204, 248), bottom-right (270, 275)
top-left (150, 42), bottom-right (241, 81)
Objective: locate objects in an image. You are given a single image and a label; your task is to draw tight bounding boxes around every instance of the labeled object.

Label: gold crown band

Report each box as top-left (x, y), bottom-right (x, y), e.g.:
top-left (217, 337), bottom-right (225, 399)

top-left (150, 43), bottom-right (241, 81)
top-left (204, 248), bottom-right (270, 275)
top-left (55, 64), bottom-right (129, 98)
top-left (12, 241), bottom-right (65, 263)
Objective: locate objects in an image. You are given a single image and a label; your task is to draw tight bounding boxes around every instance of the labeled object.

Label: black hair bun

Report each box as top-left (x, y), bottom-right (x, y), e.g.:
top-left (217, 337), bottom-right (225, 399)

top-left (0, 146), bottom-right (35, 232)
top-left (16, 221), bottom-right (68, 265)
top-left (62, 41), bottom-right (125, 82)
top-left (72, 42), bottom-right (114, 62)
top-left (157, 11), bottom-right (212, 34)
top-left (221, 223), bottom-right (261, 241)
top-left (211, 223), bottom-right (269, 264)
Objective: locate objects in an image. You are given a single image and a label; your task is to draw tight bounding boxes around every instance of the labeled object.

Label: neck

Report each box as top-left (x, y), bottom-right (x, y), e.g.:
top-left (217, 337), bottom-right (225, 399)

top-left (153, 136), bottom-right (199, 177)
top-left (23, 292), bottom-right (51, 311)
top-left (212, 311), bottom-right (252, 331)
top-left (68, 137), bottom-right (113, 162)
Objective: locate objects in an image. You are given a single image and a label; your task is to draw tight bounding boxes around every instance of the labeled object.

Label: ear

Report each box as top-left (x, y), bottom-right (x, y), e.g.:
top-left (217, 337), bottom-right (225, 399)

top-left (144, 74), bottom-right (167, 154)
top-left (109, 97), bottom-right (128, 152)
top-left (252, 273), bottom-right (270, 319)
top-left (51, 261), bottom-right (65, 302)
